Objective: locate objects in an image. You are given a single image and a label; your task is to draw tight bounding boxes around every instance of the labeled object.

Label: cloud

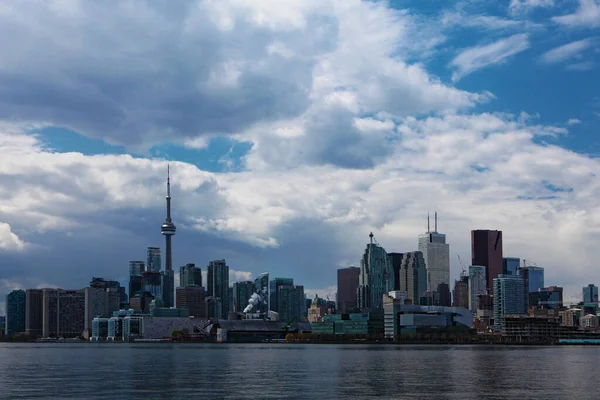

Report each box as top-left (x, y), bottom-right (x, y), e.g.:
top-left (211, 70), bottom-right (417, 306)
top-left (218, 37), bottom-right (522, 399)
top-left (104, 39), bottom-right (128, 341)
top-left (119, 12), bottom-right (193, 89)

top-left (566, 61), bottom-right (596, 71)
top-left (567, 118), bottom-right (582, 125)
top-left (304, 285), bottom-right (338, 302)
top-left (552, 0), bottom-right (600, 28)
top-left (539, 38), bottom-right (598, 64)
top-left (230, 270), bottom-right (253, 283)
top-left (0, 223), bottom-right (27, 251)
top-left (450, 34), bottom-right (530, 81)
top-left (509, 0), bottom-right (555, 15)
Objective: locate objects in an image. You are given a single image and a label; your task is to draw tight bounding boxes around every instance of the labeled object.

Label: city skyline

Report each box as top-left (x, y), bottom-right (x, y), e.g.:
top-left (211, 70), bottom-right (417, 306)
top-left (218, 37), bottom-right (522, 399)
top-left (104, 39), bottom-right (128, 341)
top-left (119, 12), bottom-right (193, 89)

top-left (1, 0), bottom-right (600, 314)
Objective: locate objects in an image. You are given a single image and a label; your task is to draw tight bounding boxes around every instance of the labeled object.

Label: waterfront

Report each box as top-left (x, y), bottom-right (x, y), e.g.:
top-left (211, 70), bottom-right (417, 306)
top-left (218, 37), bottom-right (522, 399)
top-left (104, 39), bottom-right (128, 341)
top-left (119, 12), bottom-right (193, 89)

top-left (0, 344), bottom-right (598, 399)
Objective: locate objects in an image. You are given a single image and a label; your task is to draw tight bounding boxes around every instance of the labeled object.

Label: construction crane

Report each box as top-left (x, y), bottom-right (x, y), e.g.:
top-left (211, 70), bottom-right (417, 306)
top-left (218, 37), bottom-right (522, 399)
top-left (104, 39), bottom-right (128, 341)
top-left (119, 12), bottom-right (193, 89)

top-left (457, 254), bottom-right (467, 277)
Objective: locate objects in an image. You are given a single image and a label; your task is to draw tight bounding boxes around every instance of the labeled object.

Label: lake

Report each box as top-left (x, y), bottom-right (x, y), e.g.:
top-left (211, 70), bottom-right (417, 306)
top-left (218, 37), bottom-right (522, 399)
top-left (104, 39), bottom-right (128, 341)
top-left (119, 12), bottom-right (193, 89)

top-left (0, 343), bottom-right (598, 399)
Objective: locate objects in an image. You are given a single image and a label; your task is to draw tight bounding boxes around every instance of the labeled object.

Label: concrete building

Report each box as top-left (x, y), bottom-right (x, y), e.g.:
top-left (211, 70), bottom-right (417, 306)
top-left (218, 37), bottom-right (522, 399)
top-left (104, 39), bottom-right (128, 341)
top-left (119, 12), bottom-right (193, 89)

top-left (207, 259), bottom-right (230, 318)
top-left (130, 291), bottom-right (154, 313)
top-left (232, 281), bottom-right (255, 313)
top-left (337, 267), bottom-right (360, 314)
top-left (471, 230), bottom-right (503, 294)
top-left (418, 213), bottom-right (450, 292)
top-left (160, 166), bottom-right (177, 308)
top-left (142, 271), bottom-right (163, 303)
top-left (307, 295), bottom-right (327, 323)
top-left (90, 277), bottom-right (126, 307)
top-left (277, 284), bottom-right (305, 322)
top-left (468, 266), bottom-right (486, 313)
top-left (180, 263), bottom-right (202, 287)
top-left (493, 275), bottom-right (526, 330)
top-left (398, 251), bottom-right (427, 305)
top-left (357, 232), bottom-right (390, 311)
top-left (453, 275), bottom-right (469, 309)
top-left (581, 314), bottom-right (599, 329)
top-left (25, 289), bottom-right (44, 335)
top-left (84, 286), bottom-right (121, 333)
top-left (503, 257), bottom-right (520, 275)
top-left (176, 286), bottom-right (206, 318)
top-left (5, 289), bottom-right (26, 336)
top-left (559, 309), bottom-right (580, 327)
top-left (43, 289), bottom-right (85, 338)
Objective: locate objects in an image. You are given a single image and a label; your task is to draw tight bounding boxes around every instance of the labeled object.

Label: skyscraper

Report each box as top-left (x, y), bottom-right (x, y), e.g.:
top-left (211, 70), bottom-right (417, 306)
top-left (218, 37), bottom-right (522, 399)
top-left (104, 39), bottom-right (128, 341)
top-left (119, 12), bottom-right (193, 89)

top-left (180, 263), bottom-right (202, 287)
top-left (453, 275), bottom-right (469, 309)
top-left (517, 265), bottom-right (544, 307)
top-left (5, 289), bottom-right (26, 337)
top-left (25, 289), bottom-right (44, 335)
top-left (357, 232), bottom-right (390, 311)
top-left (43, 289), bottom-right (86, 338)
top-left (418, 213), bottom-right (450, 292)
top-left (493, 274), bottom-right (526, 330)
top-left (583, 284), bottom-right (598, 305)
top-left (471, 230), bottom-right (503, 294)
top-left (176, 286), bottom-right (206, 318)
top-left (207, 259), bottom-right (229, 318)
top-left (254, 272), bottom-right (269, 314)
top-left (129, 261), bottom-right (145, 299)
top-left (398, 251), bottom-right (427, 305)
top-left (233, 281), bottom-right (256, 312)
top-left (503, 257), bottom-right (520, 275)
top-left (337, 267), bottom-right (360, 313)
top-left (146, 247), bottom-right (162, 273)
top-left (468, 266), bottom-right (486, 312)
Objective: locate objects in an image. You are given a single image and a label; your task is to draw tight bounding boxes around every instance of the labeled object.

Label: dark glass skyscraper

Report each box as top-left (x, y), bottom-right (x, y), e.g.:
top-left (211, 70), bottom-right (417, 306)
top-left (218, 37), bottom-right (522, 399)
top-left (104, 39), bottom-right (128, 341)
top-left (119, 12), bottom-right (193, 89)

top-left (503, 257), bottom-right (520, 275)
top-left (180, 264), bottom-right (202, 287)
top-left (129, 261), bottom-right (145, 299)
top-left (207, 259), bottom-right (229, 318)
top-left (357, 232), bottom-right (389, 311)
top-left (254, 273), bottom-right (269, 313)
top-left (337, 267), bottom-right (360, 314)
top-left (5, 289), bottom-right (26, 336)
top-left (233, 281), bottom-right (255, 312)
top-left (471, 230), bottom-right (503, 295)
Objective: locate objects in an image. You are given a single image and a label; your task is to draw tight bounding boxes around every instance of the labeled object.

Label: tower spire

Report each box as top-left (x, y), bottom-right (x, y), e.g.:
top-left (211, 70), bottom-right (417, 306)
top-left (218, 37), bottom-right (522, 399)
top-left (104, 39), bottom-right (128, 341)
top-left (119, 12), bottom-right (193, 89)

top-left (434, 211), bottom-right (438, 232)
top-left (427, 212), bottom-right (430, 233)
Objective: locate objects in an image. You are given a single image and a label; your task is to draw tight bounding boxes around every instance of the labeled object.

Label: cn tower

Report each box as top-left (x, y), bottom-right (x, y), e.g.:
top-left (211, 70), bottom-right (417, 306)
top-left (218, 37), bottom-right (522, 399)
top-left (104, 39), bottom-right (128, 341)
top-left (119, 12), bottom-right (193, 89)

top-left (161, 165), bottom-right (176, 274)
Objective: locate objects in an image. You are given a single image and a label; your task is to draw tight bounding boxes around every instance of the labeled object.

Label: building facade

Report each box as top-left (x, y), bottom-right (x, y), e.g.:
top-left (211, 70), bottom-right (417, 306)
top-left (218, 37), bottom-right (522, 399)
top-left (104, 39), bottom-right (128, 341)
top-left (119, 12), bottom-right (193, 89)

top-left (503, 257), bottom-right (520, 275)
top-left (398, 251), bottom-right (427, 305)
top-left (337, 267), bottom-right (360, 314)
top-left (269, 277), bottom-right (294, 313)
top-left (453, 275), bottom-right (469, 309)
top-left (146, 247), bottom-right (162, 273)
top-left (175, 286), bottom-right (206, 318)
top-left (129, 261), bottom-right (145, 300)
top-left (493, 274), bottom-right (526, 330)
top-left (5, 289), bottom-right (26, 336)
top-left (232, 281), bottom-right (255, 312)
top-left (254, 273), bottom-right (269, 314)
top-left (25, 288), bottom-right (44, 335)
top-left (180, 263), bottom-right (202, 287)
top-left (471, 230), bottom-right (503, 294)
top-left (357, 233), bottom-right (390, 311)
top-left (418, 216), bottom-right (450, 292)
top-left (583, 284), bottom-right (598, 305)
top-left (468, 266), bottom-right (486, 313)
top-left (207, 259), bottom-right (230, 318)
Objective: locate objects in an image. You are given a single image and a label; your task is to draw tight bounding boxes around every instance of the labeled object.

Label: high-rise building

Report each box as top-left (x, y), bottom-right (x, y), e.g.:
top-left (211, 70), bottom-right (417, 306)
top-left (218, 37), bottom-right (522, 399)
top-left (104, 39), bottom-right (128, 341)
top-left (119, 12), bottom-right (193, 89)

top-left (357, 232), bottom-right (390, 311)
top-left (205, 297), bottom-right (223, 319)
top-left (453, 275), bottom-right (469, 309)
top-left (387, 253), bottom-right (403, 291)
top-left (583, 284), bottom-right (598, 305)
top-left (129, 261), bottom-right (145, 298)
top-left (90, 277), bottom-right (126, 306)
top-left (142, 271), bottom-right (162, 303)
top-left (533, 286), bottom-right (563, 309)
top-left (269, 277), bottom-right (294, 313)
top-left (160, 166), bottom-right (177, 308)
top-left (146, 247), bottom-right (162, 273)
top-left (233, 281), bottom-right (255, 312)
top-left (471, 230), bottom-right (503, 295)
top-left (517, 266), bottom-right (544, 307)
top-left (176, 286), bottom-right (206, 318)
top-left (503, 257), bottom-right (520, 275)
top-left (180, 263), bottom-right (202, 287)
top-left (468, 266), bottom-right (487, 312)
top-left (493, 274), bottom-right (526, 330)
top-left (398, 251), bottom-right (427, 305)
top-left (5, 289), bottom-right (26, 337)
top-left (437, 283), bottom-right (452, 307)
top-left (25, 289), bottom-right (44, 335)
top-left (277, 284), bottom-right (305, 321)
top-left (337, 267), bottom-right (360, 313)
top-left (418, 213), bottom-right (450, 292)
top-left (207, 259), bottom-right (229, 318)
top-left (84, 285), bottom-right (121, 333)
top-left (43, 289), bottom-right (86, 338)
top-left (254, 272), bottom-right (269, 314)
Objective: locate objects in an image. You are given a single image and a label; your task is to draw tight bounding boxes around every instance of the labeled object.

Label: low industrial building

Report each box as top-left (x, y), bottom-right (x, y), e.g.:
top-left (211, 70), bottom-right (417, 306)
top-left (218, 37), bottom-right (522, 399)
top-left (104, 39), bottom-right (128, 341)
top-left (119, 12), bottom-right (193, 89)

top-left (310, 312), bottom-right (384, 337)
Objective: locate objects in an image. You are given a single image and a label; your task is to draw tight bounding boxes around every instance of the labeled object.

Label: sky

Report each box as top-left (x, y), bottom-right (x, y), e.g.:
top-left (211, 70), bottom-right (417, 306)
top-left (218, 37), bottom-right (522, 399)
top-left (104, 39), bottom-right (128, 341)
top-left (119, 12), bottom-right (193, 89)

top-left (1, 0), bottom-right (600, 313)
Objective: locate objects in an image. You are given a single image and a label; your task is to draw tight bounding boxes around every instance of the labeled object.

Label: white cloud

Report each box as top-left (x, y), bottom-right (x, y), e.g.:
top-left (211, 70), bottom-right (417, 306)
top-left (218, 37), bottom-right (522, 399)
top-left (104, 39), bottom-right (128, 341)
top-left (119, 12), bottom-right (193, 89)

top-left (540, 38), bottom-right (598, 64)
top-left (566, 61), bottom-right (596, 71)
top-left (450, 34), bottom-right (530, 81)
top-left (553, 0), bottom-right (600, 28)
top-left (230, 269), bottom-right (253, 283)
top-left (567, 118), bottom-right (582, 125)
top-left (0, 223), bottom-right (27, 251)
top-left (509, 0), bottom-right (555, 15)
top-left (304, 285), bottom-right (337, 302)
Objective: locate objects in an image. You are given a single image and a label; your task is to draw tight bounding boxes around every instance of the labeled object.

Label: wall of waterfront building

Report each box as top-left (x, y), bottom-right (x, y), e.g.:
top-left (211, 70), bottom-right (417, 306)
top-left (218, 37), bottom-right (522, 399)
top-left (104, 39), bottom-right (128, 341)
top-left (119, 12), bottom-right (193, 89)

top-left (5, 290), bottom-right (26, 336)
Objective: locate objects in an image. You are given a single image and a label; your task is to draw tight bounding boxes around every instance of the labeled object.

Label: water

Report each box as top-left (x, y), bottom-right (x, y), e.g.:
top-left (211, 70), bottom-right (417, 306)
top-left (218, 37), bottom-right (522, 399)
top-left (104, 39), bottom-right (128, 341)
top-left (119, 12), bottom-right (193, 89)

top-left (0, 343), bottom-right (599, 399)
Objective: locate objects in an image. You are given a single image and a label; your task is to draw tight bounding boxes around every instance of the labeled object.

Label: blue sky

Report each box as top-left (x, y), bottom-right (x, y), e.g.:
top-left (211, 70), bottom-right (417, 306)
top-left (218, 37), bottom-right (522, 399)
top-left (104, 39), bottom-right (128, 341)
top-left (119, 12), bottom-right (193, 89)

top-left (1, 0), bottom-right (600, 311)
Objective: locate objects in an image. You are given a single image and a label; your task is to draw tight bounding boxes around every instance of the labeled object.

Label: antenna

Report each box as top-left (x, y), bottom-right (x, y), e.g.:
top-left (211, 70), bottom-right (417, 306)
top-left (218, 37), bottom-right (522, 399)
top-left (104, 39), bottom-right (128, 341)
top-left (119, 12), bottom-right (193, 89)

top-left (427, 212), bottom-right (430, 233)
top-left (167, 164), bottom-right (171, 198)
top-left (369, 232), bottom-right (374, 245)
top-left (434, 211), bottom-right (438, 232)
